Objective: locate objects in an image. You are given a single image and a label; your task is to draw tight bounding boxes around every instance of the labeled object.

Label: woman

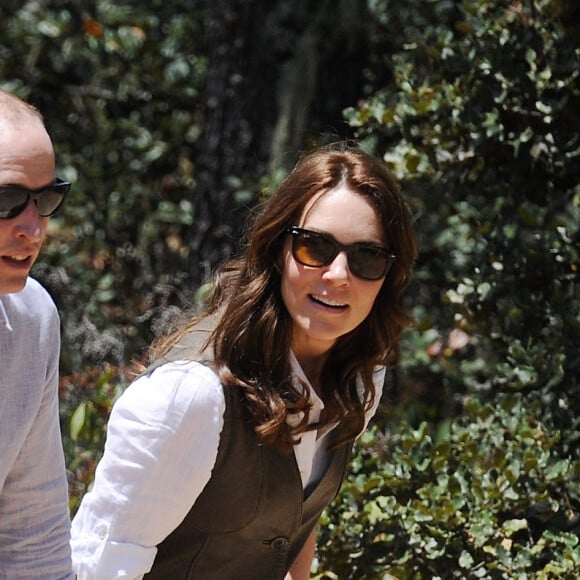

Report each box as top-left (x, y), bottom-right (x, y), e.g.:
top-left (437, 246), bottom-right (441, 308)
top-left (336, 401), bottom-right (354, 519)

top-left (71, 145), bottom-right (417, 579)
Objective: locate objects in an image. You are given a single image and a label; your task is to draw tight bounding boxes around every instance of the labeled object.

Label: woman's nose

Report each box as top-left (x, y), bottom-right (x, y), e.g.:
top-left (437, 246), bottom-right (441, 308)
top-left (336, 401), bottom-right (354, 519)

top-left (322, 251), bottom-right (350, 283)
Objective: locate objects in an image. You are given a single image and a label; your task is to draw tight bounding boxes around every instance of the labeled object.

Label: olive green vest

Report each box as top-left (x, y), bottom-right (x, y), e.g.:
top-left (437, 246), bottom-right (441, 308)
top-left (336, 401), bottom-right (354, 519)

top-left (143, 321), bottom-right (352, 580)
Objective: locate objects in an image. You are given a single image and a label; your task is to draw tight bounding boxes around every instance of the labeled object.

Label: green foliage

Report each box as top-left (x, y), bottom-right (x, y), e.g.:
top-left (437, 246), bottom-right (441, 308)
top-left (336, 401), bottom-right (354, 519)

top-left (315, 396), bottom-right (580, 579)
top-left (316, 0), bottom-right (579, 577)
top-left (60, 365), bottom-right (131, 513)
top-left (0, 0), bottom-right (207, 371)
top-left (347, 0), bottom-right (579, 414)
top-left (1, 1), bottom-right (578, 576)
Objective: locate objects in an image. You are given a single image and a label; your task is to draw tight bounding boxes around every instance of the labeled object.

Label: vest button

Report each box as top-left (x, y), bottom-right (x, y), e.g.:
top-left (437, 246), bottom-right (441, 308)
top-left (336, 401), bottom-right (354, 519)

top-left (270, 537), bottom-right (289, 550)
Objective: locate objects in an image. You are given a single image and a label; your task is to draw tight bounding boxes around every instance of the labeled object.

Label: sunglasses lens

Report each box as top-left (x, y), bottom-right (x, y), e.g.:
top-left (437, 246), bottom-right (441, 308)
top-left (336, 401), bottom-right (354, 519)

top-left (293, 232), bottom-right (336, 267)
top-left (0, 181), bottom-right (69, 219)
top-left (0, 191), bottom-right (29, 219)
top-left (36, 189), bottom-right (66, 217)
top-left (349, 247), bottom-right (390, 280)
top-left (289, 227), bottom-right (394, 281)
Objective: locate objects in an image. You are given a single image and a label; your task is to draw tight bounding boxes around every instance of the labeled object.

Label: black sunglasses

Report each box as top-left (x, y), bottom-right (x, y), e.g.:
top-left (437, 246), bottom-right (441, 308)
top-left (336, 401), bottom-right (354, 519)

top-left (0, 178), bottom-right (71, 219)
top-left (287, 226), bottom-right (395, 281)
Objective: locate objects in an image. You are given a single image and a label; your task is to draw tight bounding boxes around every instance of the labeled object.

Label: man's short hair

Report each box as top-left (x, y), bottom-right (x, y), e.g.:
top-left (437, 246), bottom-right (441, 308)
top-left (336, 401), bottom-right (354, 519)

top-left (0, 89), bottom-right (43, 123)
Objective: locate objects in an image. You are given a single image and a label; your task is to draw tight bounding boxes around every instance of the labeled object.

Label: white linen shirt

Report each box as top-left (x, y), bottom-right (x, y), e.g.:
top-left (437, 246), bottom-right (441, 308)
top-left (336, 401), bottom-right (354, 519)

top-left (71, 352), bottom-right (385, 579)
top-left (0, 277), bottom-right (73, 579)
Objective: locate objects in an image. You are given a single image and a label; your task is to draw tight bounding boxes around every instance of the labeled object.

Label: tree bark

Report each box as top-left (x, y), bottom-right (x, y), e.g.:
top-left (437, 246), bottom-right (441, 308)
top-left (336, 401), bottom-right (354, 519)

top-left (189, 0), bottom-right (370, 287)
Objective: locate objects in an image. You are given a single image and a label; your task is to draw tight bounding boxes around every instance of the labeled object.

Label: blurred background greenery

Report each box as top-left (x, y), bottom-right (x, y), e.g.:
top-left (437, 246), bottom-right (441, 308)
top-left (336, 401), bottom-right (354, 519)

top-left (1, 0), bottom-right (579, 577)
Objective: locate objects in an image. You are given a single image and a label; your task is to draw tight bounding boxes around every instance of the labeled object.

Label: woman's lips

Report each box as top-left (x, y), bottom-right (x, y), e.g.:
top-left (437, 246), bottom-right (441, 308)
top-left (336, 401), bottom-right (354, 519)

top-left (309, 294), bottom-right (348, 309)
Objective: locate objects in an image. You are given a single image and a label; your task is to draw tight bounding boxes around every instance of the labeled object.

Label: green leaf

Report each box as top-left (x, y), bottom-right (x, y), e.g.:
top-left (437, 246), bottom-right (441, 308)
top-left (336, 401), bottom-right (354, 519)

top-left (69, 402), bottom-right (87, 442)
top-left (502, 518), bottom-right (528, 536)
top-left (459, 550), bottom-right (474, 569)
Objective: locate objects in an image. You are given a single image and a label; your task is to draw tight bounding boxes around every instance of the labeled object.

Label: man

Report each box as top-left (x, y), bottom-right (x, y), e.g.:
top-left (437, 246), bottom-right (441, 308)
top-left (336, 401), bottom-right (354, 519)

top-left (0, 89), bottom-right (73, 578)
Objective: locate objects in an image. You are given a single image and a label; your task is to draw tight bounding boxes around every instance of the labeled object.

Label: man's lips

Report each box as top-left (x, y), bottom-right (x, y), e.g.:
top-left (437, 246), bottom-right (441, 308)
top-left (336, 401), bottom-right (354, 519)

top-left (5, 255), bottom-right (30, 261)
top-left (309, 294), bottom-right (348, 309)
top-left (1, 254), bottom-right (34, 266)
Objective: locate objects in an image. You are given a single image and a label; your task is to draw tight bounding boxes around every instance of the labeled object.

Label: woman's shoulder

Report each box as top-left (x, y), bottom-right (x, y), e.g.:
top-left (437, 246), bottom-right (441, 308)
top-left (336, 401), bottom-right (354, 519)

top-left (113, 360), bottom-right (225, 428)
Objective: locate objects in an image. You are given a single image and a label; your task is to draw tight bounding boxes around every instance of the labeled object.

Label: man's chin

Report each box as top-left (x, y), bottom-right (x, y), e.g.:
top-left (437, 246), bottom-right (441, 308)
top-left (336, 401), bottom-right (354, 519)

top-left (0, 276), bottom-right (29, 295)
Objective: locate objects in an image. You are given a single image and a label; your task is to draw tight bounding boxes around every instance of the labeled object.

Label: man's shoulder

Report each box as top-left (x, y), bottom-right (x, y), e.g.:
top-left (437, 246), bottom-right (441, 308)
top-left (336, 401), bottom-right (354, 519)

top-left (1, 277), bottom-right (58, 319)
top-left (22, 277), bottom-right (57, 307)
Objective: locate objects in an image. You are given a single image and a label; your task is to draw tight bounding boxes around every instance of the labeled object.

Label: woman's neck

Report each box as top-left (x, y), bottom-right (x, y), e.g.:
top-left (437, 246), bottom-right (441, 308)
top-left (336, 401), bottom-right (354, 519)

top-left (293, 352), bottom-right (328, 395)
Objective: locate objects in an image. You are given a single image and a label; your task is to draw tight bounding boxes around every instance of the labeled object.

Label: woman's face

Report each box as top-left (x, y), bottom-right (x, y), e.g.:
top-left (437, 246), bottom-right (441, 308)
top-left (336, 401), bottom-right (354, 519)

top-left (280, 186), bottom-right (386, 363)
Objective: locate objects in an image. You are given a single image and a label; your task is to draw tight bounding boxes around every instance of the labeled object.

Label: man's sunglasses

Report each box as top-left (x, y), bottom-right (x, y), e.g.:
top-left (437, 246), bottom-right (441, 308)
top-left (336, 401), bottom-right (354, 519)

top-left (0, 178), bottom-right (71, 219)
top-left (286, 226), bottom-right (395, 281)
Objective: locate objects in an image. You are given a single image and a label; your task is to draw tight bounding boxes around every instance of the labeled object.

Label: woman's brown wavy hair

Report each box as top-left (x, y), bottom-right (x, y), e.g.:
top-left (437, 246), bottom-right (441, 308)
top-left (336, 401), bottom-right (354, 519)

top-left (154, 144), bottom-right (417, 452)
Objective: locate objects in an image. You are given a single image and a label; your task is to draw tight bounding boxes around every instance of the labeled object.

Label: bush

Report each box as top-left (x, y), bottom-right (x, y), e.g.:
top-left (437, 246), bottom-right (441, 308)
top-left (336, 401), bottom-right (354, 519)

top-left (315, 396), bottom-right (579, 579)
top-left (316, 0), bottom-right (579, 576)
top-left (60, 364), bottom-right (132, 513)
top-left (0, 0), bottom-right (207, 372)
top-left (347, 0), bottom-right (579, 418)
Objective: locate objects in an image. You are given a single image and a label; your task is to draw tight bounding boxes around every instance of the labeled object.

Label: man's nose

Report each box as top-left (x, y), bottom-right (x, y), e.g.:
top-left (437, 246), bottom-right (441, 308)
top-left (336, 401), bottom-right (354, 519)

top-left (14, 202), bottom-right (43, 241)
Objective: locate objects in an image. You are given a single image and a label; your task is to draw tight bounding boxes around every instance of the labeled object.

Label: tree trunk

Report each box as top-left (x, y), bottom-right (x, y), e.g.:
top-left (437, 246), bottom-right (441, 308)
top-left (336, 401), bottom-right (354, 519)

top-left (189, 0), bottom-right (370, 287)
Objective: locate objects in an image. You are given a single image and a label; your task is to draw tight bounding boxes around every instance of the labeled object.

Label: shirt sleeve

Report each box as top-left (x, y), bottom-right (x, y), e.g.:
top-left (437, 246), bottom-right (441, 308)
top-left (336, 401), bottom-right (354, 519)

top-left (0, 303), bottom-right (73, 579)
top-left (71, 361), bottom-right (225, 580)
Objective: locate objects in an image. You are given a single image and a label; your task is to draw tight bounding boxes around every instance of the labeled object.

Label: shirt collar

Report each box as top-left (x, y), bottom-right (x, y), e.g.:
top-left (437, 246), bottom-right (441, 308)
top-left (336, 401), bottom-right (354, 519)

top-left (287, 350), bottom-right (326, 428)
top-left (0, 295), bottom-right (11, 330)
top-left (289, 350), bottom-right (325, 410)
